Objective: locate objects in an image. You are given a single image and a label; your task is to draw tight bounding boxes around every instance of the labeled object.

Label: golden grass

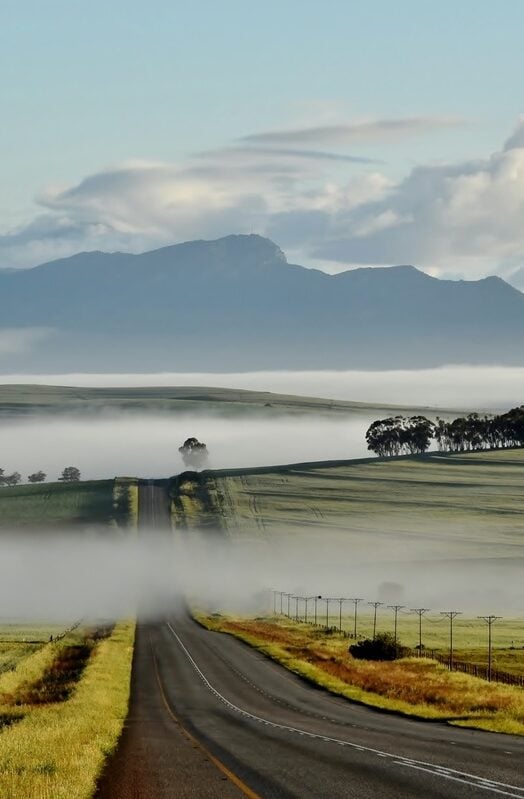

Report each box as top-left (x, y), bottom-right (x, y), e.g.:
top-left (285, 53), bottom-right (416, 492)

top-left (0, 620), bottom-right (135, 799)
top-left (198, 614), bottom-right (524, 736)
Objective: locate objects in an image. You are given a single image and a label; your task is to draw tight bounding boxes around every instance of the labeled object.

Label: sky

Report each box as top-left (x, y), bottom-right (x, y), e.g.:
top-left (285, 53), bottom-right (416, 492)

top-left (2, 0), bottom-right (524, 283)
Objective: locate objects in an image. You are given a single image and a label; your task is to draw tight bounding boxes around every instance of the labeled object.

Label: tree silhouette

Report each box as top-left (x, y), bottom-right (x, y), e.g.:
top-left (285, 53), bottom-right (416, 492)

top-left (58, 466), bottom-right (81, 482)
top-left (28, 471), bottom-right (46, 483)
top-left (179, 437), bottom-right (208, 469)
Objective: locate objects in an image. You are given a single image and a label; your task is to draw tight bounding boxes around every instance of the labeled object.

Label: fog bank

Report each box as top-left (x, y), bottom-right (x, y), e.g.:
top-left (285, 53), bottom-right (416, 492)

top-left (1, 365), bottom-right (523, 409)
top-left (0, 412), bottom-right (371, 480)
top-left (0, 532), bottom-right (520, 622)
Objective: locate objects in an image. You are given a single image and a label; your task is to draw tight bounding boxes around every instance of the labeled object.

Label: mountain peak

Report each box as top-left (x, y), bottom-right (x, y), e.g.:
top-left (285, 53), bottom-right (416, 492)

top-left (146, 233), bottom-right (287, 267)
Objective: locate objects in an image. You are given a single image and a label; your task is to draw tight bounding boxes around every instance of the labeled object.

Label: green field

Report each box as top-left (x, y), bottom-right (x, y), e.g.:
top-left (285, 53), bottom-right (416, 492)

top-left (196, 449), bottom-right (524, 560)
top-left (174, 449), bottom-right (524, 673)
top-left (0, 477), bottom-right (136, 529)
top-left (0, 383), bottom-right (462, 418)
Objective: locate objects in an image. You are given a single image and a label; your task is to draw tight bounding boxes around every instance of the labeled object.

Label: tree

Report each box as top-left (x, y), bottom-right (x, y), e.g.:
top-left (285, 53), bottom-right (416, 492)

top-left (0, 468), bottom-right (4, 486)
top-left (58, 466), bottom-right (81, 482)
top-left (28, 471), bottom-right (46, 483)
top-left (179, 437), bottom-right (208, 469)
top-left (3, 472), bottom-right (21, 487)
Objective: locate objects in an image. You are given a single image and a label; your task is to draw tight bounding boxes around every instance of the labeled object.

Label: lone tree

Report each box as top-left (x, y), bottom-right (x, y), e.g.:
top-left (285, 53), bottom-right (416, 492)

top-left (179, 437), bottom-right (208, 469)
top-left (58, 466), bottom-right (81, 482)
top-left (28, 471), bottom-right (46, 483)
top-left (3, 472), bottom-right (21, 487)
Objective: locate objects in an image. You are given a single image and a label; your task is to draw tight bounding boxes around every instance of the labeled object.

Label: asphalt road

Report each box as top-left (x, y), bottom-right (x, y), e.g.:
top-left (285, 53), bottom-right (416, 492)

top-left (100, 482), bottom-right (524, 799)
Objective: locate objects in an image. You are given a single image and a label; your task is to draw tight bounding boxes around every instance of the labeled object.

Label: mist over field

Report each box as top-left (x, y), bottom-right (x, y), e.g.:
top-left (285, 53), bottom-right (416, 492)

top-left (0, 531), bottom-right (520, 622)
top-left (0, 412), bottom-right (372, 480)
top-left (1, 365), bottom-right (523, 409)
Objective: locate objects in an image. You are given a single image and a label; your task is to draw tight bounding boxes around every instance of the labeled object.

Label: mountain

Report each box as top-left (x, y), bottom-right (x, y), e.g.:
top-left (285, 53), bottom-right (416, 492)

top-left (0, 234), bottom-right (523, 371)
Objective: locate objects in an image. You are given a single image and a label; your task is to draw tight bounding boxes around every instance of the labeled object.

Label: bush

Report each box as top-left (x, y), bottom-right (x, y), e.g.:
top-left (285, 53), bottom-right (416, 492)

top-left (349, 633), bottom-right (405, 661)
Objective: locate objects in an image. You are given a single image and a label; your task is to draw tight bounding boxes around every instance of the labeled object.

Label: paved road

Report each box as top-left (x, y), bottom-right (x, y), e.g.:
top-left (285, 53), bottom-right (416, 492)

top-left (100, 483), bottom-right (524, 798)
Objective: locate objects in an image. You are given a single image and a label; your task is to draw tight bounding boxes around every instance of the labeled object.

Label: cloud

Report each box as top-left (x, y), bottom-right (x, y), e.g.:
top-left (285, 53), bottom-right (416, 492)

top-left (0, 328), bottom-right (51, 357)
top-left (311, 118), bottom-right (524, 273)
top-left (239, 116), bottom-right (466, 147)
top-left (3, 116), bottom-right (524, 279)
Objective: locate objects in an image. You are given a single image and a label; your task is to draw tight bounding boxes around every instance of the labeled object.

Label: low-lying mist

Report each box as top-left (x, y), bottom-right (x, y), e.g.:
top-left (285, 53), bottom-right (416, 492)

top-left (1, 365), bottom-right (523, 409)
top-left (0, 412), bottom-right (372, 480)
top-left (1, 530), bottom-right (521, 623)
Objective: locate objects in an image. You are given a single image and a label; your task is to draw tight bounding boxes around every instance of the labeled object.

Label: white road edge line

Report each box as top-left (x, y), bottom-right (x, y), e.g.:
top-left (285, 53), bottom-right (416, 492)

top-left (166, 622), bottom-right (524, 798)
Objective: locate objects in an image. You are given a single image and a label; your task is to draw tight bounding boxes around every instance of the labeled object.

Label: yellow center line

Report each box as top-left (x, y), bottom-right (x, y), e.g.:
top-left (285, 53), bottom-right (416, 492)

top-left (149, 633), bottom-right (263, 799)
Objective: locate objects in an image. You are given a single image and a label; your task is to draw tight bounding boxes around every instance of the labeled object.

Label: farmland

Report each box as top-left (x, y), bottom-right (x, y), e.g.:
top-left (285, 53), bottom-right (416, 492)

top-left (0, 383), bottom-right (462, 418)
top-left (174, 448), bottom-right (524, 730)
top-left (0, 475), bottom-right (137, 797)
top-left (0, 477), bottom-right (137, 530)
top-left (172, 448), bottom-right (524, 556)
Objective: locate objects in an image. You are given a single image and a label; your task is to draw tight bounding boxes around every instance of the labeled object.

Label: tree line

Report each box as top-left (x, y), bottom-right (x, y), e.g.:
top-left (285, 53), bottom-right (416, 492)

top-left (365, 406), bottom-right (524, 457)
top-left (0, 466), bottom-right (81, 487)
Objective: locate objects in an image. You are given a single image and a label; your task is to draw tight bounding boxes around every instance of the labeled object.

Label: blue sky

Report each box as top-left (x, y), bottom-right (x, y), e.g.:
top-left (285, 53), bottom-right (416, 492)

top-left (2, 0), bottom-right (524, 281)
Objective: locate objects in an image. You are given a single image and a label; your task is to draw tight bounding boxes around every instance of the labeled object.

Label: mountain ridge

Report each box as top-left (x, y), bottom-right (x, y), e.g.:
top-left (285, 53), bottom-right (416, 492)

top-left (0, 234), bottom-right (523, 371)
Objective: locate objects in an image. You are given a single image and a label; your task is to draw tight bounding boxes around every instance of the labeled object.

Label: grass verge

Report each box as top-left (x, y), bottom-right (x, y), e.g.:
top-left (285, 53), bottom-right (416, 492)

top-left (0, 620), bottom-right (135, 798)
top-left (197, 614), bottom-right (524, 736)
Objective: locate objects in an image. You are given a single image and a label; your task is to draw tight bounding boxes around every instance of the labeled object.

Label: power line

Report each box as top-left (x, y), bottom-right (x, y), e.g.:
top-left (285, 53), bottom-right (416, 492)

top-left (478, 615), bottom-right (502, 682)
top-left (348, 598), bottom-right (364, 639)
top-left (440, 611), bottom-right (462, 669)
top-left (368, 601), bottom-right (384, 639)
top-left (410, 608), bottom-right (430, 654)
top-left (387, 605), bottom-right (406, 645)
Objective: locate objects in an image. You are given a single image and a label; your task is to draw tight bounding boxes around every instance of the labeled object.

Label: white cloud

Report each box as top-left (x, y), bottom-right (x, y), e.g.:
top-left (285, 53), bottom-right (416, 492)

top-left (3, 117), bottom-right (524, 279)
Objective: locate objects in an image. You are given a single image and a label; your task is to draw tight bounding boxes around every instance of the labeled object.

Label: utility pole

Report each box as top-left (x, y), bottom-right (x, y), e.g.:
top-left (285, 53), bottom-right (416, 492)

top-left (303, 596), bottom-right (322, 625)
top-left (348, 598), bottom-right (363, 639)
top-left (284, 592), bottom-right (292, 618)
top-left (368, 601), bottom-right (383, 639)
top-left (478, 615), bottom-right (502, 682)
top-left (294, 596), bottom-right (300, 622)
top-left (325, 597), bottom-right (335, 629)
top-left (410, 608), bottom-right (430, 655)
top-left (440, 611), bottom-right (462, 670)
top-left (387, 605), bottom-right (406, 645)
top-left (279, 591), bottom-right (285, 615)
top-left (314, 595), bottom-right (322, 625)
top-left (336, 598), bottom-right (349, 633)
top-left (272, 589), bottom-right (278, 615)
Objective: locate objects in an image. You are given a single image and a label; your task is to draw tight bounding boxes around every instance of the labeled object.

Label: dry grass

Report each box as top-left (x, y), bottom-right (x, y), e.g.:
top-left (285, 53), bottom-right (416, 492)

top-left (199, 614), bottom-right (524, 736)
top-left (0, 621), bottom-right (135, 798)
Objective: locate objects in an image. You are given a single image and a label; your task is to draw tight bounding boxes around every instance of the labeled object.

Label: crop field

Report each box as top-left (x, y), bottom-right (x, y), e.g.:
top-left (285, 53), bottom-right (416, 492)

top-left (173, 449), bottom-right (524, 561)
top-left (199, 614), bottom-right (524, 735)
top-left (0, 620), bottom-right (134, 798)
top-left (0, 477), bottom-right (137, 530)
top-left (177, 449), bottom-right (524, 720)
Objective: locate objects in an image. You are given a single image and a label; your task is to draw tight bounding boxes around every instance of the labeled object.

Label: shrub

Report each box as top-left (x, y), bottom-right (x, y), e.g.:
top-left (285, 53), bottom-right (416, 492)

top-left (349, 633), bottom-right (405, 661)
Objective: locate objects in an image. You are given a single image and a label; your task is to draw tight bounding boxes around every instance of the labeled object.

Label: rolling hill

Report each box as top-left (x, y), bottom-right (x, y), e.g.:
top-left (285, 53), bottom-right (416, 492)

top-left (1, 234), bottom-right (523, 371)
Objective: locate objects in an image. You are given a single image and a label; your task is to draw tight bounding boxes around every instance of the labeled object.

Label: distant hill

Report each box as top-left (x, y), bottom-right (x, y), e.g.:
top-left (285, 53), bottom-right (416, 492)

top-left (0, 234), bottom-right (523, 371)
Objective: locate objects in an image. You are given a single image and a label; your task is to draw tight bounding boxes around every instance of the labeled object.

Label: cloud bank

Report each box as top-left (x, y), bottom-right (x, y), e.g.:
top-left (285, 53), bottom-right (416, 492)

top-left (3, 116), bottom-right (524, 280)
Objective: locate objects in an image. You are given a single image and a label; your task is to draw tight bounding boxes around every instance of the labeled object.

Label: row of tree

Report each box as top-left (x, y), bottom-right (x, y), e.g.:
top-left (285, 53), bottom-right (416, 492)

top-left (365, 406), bottom-right (524, 457)
top-left (0, 466), bottom-right (81, 487)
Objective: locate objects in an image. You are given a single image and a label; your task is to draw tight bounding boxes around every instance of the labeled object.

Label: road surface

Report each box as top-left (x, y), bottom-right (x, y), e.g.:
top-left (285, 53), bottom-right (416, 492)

top-left (98, 482), bottom-right (524, 798)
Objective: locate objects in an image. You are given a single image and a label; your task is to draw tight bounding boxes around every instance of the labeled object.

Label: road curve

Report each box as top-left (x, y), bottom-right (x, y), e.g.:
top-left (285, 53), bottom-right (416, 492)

top-left (99, 482), bottom-right (524, 798)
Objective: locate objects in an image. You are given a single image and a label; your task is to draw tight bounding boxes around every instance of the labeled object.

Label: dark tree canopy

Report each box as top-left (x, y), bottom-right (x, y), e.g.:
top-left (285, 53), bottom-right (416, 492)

top-left (58, 466), bottom-right (81, 482)
top-left (3, 472), bottom-right (21, 487)
top-left (365, 406), bottom-right (524, 458)
top-left (28, 471), bottom-right (47, 483)
top-left (179, 437), bottom-right (209, 469)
